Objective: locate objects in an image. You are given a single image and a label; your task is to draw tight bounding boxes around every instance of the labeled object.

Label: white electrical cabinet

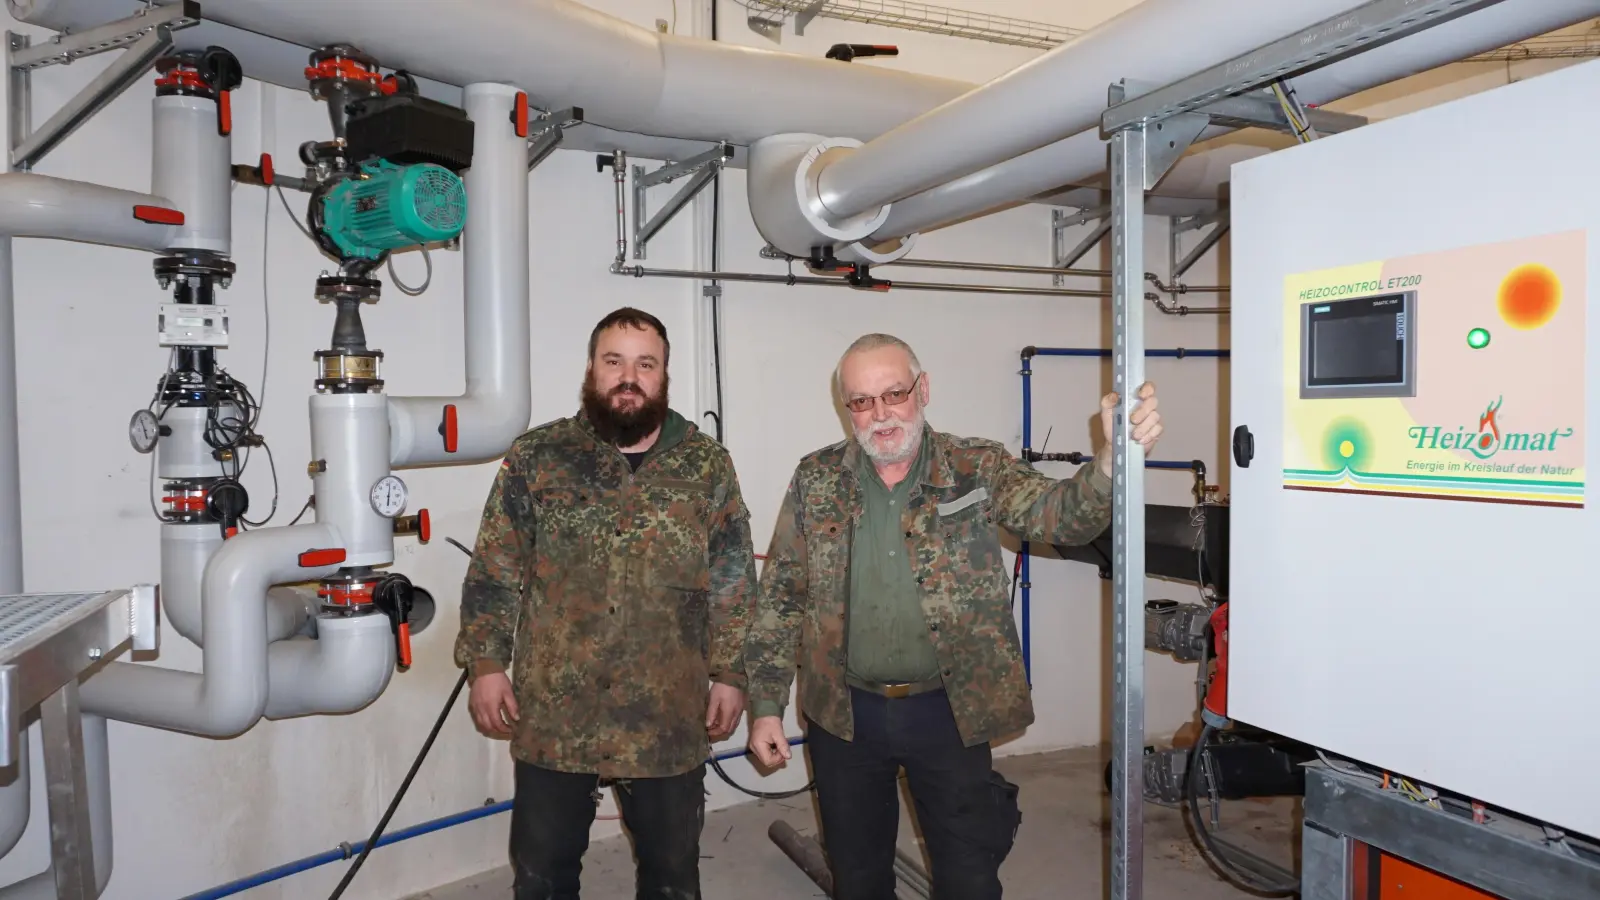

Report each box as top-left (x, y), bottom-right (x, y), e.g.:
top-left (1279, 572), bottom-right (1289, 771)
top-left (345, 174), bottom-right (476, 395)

top-left (1229, 58), bottom-right (1600, 840)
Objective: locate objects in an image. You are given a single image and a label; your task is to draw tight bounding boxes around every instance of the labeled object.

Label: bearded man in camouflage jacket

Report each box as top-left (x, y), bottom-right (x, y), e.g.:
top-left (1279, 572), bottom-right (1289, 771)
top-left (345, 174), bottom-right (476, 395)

top-left (745, 333), bottom-right (1163, 899)
top-left (455, 307), bottom-right (757, 900)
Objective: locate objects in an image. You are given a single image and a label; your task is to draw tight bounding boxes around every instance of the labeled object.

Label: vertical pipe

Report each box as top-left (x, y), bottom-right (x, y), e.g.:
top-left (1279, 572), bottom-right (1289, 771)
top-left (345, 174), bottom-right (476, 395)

top-left (386, 82), bottom-right (532, 467)
top-left (1108, 117), bottom-right (1147, 900)
top-left (1019, 352), bottom-right (1032, 685)
top-left (151, 92), bottom-right (230, 255)
top-left (0, 238), bottom-right (17, 594)
top-left (309, 392), bottom-right (393, 568)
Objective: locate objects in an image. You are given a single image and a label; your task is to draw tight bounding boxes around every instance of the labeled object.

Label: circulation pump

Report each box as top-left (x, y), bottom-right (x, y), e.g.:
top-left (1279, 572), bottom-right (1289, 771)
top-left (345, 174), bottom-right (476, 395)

top-left (318, 159), bottom-right (467, 261)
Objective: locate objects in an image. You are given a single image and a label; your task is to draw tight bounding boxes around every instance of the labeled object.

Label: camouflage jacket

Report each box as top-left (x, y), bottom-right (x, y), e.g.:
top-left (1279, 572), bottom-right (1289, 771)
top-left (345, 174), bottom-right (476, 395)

top-left (745, 426), bottom-right (1111, 747)
top-left (453, 409), bottom-right (757, 778)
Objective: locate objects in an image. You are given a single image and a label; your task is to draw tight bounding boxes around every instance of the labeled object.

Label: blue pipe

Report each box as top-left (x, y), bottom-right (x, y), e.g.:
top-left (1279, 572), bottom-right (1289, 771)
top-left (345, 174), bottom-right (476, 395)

top-left (1016, 345), bottom-right (1228, 684)
top-left (180, 736), bottom-right (809, 900)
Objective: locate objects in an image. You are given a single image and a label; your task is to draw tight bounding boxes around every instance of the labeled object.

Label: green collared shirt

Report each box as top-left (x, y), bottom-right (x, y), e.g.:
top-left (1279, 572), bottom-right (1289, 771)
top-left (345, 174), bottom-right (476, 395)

top-left (846, 429), bottom-right (942, 684)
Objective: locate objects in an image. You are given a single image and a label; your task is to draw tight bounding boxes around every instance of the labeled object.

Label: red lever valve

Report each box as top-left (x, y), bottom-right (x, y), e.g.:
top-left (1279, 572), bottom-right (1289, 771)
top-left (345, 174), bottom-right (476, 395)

top-left (394, 509), bottom-right (431, 543)
top-left (439, 405), bottom-right (459, 454)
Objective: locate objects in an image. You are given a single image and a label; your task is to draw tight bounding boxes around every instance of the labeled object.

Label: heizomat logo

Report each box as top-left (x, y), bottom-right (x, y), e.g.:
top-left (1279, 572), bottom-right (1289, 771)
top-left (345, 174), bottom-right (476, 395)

top-left (1408, 396), bottom-right (1573, 461)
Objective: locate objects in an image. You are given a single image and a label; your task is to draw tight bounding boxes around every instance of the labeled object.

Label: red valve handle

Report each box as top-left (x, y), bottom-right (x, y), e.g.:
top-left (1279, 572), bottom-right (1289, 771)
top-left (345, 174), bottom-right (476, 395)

top-left (396, 622), bottom-right (413, 669)
top-left (441, 404), bottom-right (459, 453)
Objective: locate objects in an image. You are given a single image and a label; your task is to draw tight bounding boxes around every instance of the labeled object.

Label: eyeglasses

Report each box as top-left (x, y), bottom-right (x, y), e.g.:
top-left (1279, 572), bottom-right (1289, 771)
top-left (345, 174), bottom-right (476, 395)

top-left (843, 374), bottom-right (923, 413)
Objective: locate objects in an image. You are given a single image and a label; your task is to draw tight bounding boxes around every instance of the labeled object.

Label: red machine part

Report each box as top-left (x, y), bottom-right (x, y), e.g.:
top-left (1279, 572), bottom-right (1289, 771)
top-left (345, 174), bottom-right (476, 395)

top-left (303, 56), bottom-right (399, 95)
top-left (161, 487), bottom-right (208, 515)
top-left (317, 579), bottom-right (377, 608)
top-left (155, 59), bottom-right (233, 135)
top-left (1202, 601), bottom-right (1229, 724)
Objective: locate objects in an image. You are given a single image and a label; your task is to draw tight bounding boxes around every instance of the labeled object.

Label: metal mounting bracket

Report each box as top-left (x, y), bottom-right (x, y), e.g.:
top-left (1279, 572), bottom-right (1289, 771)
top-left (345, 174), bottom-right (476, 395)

top-left (1052, 207), bottom-right (1112, 284)
top-left (795, 0), bottom-right (828, 36)
top-left (527, 106), bottom-right (585, 172)
top-left (631, 142), bottom-right (733, 259)
top-left (1143, 109), bottom-right (1210, 189)
top-left (1103, 0), bottom-right (1505, 134)
top-left (7, 1), bottom-right (200, 171)
top-left (747, 14), bottom-right (784, 43)
top-left (1203, 85), bottom-right (1364, 137)
top-left (1169, 209), bottom-right (1230, 280)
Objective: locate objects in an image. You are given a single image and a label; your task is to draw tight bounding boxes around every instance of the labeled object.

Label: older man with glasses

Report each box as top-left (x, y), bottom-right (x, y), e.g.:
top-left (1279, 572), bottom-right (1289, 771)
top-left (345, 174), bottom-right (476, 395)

top-left (744, 332), bottom-right (1162, 899)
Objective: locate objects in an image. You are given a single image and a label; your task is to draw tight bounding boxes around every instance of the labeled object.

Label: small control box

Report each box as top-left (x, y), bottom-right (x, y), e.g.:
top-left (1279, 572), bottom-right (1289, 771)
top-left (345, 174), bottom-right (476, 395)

top-left (159, 303), bottom-right (229, 347)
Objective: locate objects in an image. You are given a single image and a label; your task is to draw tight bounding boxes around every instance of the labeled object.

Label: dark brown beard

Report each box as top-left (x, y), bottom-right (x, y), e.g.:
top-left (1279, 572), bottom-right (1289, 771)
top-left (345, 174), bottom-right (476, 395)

top-left (581, 369), bottom-right (670, 447)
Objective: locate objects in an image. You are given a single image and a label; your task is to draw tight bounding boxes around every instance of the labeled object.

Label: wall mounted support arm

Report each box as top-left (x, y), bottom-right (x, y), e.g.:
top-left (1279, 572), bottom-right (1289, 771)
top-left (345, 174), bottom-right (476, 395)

top-left (631, 143), bottom-right (732, 259)
top-left (527, 106), bottom-right (585, 172)
top-left (7, 2), bottom-right (201, 171)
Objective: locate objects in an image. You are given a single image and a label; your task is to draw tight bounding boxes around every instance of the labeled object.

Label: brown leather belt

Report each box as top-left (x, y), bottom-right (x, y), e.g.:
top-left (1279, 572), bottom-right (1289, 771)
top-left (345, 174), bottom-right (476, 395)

top-left (846, 674), bottom-right (944, 699)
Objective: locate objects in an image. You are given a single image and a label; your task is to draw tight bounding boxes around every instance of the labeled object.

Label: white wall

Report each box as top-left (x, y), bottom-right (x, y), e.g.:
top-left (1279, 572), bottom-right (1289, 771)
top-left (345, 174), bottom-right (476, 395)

top-left (0, 0), bottom-right (1589, 897)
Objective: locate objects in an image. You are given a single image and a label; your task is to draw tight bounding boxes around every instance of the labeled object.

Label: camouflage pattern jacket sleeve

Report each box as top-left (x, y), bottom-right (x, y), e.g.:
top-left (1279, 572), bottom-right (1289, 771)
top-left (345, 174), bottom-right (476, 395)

top-left (745, 470), bottom-right (808, 720)
top-left (706, 453), bottom-right (758, 690)
top-left (988, 445), bottom-right (1113, 546)
top-left (453, 453), bottom-right (529, 677)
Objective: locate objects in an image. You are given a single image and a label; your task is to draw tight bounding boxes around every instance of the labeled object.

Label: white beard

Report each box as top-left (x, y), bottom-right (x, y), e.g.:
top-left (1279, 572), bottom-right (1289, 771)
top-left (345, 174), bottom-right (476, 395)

top-left (857, 409), bottom-right (925, 465)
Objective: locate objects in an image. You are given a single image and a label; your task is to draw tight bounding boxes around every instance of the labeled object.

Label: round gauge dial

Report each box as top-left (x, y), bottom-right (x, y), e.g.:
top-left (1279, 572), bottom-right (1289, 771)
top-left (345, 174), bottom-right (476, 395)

top-left (129, 409), bottom-right (160, 454)
top-left (369, 474), bottom-right (408, 518)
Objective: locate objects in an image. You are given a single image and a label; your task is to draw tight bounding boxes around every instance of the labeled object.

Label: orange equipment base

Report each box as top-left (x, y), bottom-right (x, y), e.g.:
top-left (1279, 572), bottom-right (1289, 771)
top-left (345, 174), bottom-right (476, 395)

top-left (1354, 843), bottom-right (1504, 900)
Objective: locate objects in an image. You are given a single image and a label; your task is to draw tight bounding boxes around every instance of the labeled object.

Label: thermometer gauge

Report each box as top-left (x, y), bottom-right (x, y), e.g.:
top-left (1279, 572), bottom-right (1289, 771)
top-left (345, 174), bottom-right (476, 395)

top-left (129, 409), bottom-right (160, 454)
top-left (369, 475), bottom-right (408, 518)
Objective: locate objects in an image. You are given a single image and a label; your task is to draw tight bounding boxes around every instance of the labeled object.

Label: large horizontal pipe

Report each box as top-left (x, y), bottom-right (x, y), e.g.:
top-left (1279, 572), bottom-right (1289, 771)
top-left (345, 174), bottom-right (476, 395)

top-left (869, 0), bottom-right (1600, 242)
top-left (11, 0), bottom-right (973, 147)
top-left (611, 264), bottom-right (1109, 298)
top-left (811, 0), bottom-right (1376, 221)
top-left (0, 172), bottom-right (178, 251)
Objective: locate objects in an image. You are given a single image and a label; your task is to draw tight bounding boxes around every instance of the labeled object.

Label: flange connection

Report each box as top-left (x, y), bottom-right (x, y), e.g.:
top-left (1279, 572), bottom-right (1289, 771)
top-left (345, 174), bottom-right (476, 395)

top-left (747, 134), bottom-right (892, 259)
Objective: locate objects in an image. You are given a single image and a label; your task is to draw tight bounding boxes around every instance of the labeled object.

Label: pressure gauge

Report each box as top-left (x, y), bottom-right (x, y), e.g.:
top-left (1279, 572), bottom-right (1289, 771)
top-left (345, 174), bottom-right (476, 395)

top-left (369, 475), bottom-right (408, 518)
top-left (129, 409), bottom-right (160, 454)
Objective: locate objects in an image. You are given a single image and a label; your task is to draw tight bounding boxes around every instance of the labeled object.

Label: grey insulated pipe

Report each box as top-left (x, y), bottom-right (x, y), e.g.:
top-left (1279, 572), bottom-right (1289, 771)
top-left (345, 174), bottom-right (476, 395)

top-left (78, 523), bottom-right (348, 736)
top-left (805, 0), bottom-right (1378, 222)
top-left (386, 83), bottom-right (532, 468)
top-left (865, 0), bottom-right (1600, 244)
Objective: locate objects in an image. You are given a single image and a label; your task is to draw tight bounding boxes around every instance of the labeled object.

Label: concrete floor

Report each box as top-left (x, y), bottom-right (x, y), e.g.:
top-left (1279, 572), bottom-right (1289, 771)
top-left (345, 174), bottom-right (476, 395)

top-left (410, 745), bottom-right (1297, 899)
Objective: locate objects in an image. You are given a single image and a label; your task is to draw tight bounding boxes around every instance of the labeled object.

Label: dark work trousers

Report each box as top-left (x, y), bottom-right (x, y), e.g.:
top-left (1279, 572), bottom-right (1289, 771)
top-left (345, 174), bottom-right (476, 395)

top-left (509, 759), bottom-right (706, 900)
top-left (806, 687), bottom-right (1019, 900)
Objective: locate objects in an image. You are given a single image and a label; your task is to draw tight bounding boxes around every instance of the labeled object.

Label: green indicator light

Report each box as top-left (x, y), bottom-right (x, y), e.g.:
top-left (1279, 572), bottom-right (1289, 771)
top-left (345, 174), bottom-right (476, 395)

top-left (1467, 327), bottom-right (1491, 349)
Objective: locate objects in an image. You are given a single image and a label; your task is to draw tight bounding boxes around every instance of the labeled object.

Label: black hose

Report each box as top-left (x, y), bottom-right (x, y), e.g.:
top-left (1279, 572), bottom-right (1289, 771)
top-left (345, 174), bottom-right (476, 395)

top-left (709, 754), bottom-right (814, 801)
top-left (327, 539), bottom-right (475, 899)
top-left (1185, 725), bottom-right (1300, 896)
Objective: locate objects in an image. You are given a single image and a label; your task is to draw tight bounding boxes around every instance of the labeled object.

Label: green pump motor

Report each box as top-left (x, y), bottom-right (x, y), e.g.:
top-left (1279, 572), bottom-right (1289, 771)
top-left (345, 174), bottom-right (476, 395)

top-left (320, 160), bottom-right (467, 261)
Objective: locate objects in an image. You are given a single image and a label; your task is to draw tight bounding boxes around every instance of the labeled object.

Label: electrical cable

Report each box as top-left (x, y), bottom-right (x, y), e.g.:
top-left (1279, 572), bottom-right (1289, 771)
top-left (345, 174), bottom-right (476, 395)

top-left (708, 753), bottom-right (813, 801)
top-left (327, 537), bottom-right (475, 900)
top-left (1185, 726), bottom-right (1299, 896)
top-left (703, 0), bottom-right (725, 443)
top-left (386, 245), bottom-right (433, 296)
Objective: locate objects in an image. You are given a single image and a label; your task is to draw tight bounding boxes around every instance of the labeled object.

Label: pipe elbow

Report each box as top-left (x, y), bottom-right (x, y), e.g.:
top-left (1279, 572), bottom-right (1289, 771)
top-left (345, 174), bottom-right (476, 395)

top-left (747, 134), bottom-right (891, 259)
top-left (264, 614), bottom-right (396, 720)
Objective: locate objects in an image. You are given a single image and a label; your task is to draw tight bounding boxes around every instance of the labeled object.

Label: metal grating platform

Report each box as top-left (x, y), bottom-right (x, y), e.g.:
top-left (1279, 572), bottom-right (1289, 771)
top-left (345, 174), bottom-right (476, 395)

top-left (0, 591), bottom-right (125, 662)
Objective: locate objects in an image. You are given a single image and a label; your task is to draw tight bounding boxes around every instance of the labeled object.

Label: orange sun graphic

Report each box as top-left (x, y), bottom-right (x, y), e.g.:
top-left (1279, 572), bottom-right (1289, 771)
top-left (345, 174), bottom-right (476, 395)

top-left (1497, 263), bottom-right (1561, 330)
